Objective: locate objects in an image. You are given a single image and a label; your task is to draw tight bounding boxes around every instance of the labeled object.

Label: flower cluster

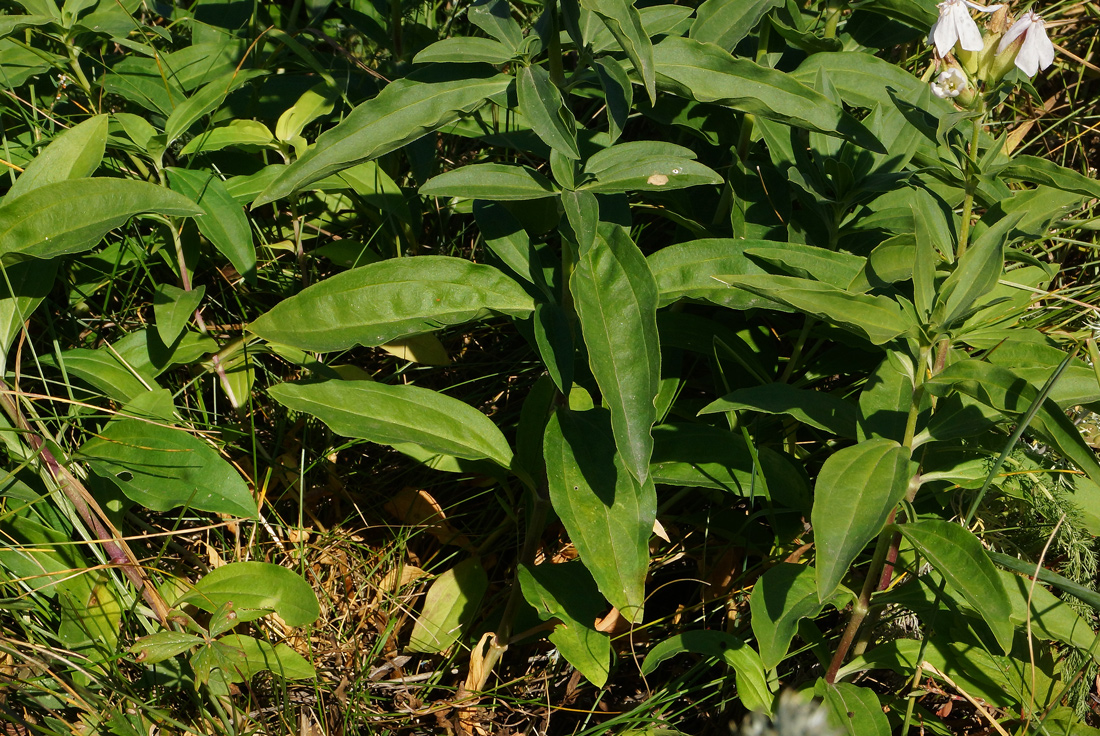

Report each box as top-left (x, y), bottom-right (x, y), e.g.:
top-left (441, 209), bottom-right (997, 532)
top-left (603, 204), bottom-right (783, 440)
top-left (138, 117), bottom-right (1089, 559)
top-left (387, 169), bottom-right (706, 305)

top-left (926, 0), bottom-right (1055, 101)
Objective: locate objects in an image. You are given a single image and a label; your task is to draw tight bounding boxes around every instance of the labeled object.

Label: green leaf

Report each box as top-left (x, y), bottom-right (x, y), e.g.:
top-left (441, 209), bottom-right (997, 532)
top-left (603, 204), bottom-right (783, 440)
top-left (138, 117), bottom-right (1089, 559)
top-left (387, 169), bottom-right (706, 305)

top-left (997, 155), bottom-right (1100, 200)
top-left (166, 168), bottom-right (256, 282)
top-left (936, 213), bottom-right (1021, 329)
top-left (572, 225), bottom-right (660, 483)
top-left (180, 561), bottom-right (321, 627)
top-left (813, 439), bottom-right (910, 601)
top-left (0, 15), bottom-right (54, 41)
top-left (690, 0), bottom-right (784, 51)
top-left (249, 256), bottom-right (534, 351)
top-left (40, 347), bottom-right (153, 402)
top-left (823, 683), bottom-right (890, 736)
top-left (533, 302), bottom-right (574, 394)
top-left (253, 71), bottom-right (512, 206)
top-left (217, 634), bottom-right (316, 681)
top-left (130, 631), bottom-right (204, 664)
top-left (517, 65), bottom-right (580, 160)
top-left (180, 119), bottom-right (277, 155)
top-left (750, 563), bottom-right (829, 670)
top-left (468, 0), bottom-right (524, 49)
top-left (0, 259), bottom-right (56, 362)
top-left (701, 384), bottom-right (859, 438)
top-left (268, 379), bottom-right (514, 468)
top-left (413, 36), bottom-right (517, 64)
top-left (715, 274), bottom-right (911, 345)
top-left (408, 557), bottom-right (488, 653)
top-left (579, 154), bottom-right (723, 193)
top-left (421, 163), bottom-right (558, 201)
top-left (0, 178), bottom-right (201, 261)
top-left (641, 631), bottom-right (771, 713)
top-left (858, 353), bottom-right (916, 443)
top-left (744, 244), bottom-right (865, 289)
top-left (925, 360), bottom-right (1100, 485)
top-left (893, 520), bottom-right (1012, 652)
top-left (562, 190), bottom-right (599, 255)
top-left (593, 57), bottom-right (632, 143)
top-left (580, 0), bottom-right (656, 105)
top-left (80, 419), bottom-right (258, 519)
top-left (6, 114), bottom-right (107, 200)
top-left (164, 69), bottom-right (267, 145)
top-left (153, 283), bottom-right (204, 347)
top-left (652, 37), bottom-right (882, 151)
top-left (518, 561), bottom-right (611, 687)
top-left (274, 84), bottom-right (337, 143)
top-left (647, 238), bottom-right (783, 310)
top-left (544, 408), bottom-right (655, 623)
top-left (791, 52), bottom-right (950, 114)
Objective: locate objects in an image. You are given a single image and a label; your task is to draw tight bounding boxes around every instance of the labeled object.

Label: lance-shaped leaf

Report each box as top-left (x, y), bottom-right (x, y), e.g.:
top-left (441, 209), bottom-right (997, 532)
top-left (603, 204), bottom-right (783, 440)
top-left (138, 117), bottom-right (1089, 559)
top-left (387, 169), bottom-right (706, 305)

top-left (421, 163), bottom-right (558, 201)
top-left (518, 562), bottom-right (611, 686)
top-left (562, 190), bottom-right (599, 256)
top-left (253, 71), bottom-right (512, 206)
top-left (690, 0), bottom-right (784, 51)
top-left (7, 114), bottom-right (106, 200)
top-left (716, 274), bottom-right (911, 345)
top-left (925, 359), bottom-right (1100, 485)
top-left (469, 0), bottom-right (524, 49)
top-left (743, 244), bottom-right (865, 289)
top-left (580, 0), bottom-right (655, 104)
top-left (892, 520), bottom-right (1012, 652)
top-left (249, 256), bottom-right (534, 352)
top-left (997, 155), bottom-right (1100, 200)
top-left (166, 168), bottom-right (256, 282)
top-left (572, 225), bottom-right (660, 483)
top-left (80, 419), bottom-right (258, 519)
top-left (579, 155), bottom-right (722, 193)
top-left (701, 383), bottom-right (859, 438)
top-left (0, 178), bottom-right (201, 261)
top-left (813, 439), bottom-right (910, 602)
top-left (593, 57), bottom-right (632, 143)
top-left (647, 238), bottom-right (783, 310)
top-left (164, 69), bottom-right (268, 145)
top-left (413, 37), bottom-right (518, 65)
top-left (270, 379), bottom-right (513, 468)
top-left (544, 408), bottom-right (655, 623)
top-left (652, 37), bottom-right (882, 151)
top-left (935, 212), bottom-right (1021, 329)
top-left (517, 65), bottom-right (580, 160)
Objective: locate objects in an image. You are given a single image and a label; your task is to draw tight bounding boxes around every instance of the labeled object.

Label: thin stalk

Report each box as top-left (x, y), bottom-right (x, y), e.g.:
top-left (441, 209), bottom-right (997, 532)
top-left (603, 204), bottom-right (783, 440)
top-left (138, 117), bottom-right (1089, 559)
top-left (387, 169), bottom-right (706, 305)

top-left (824, 2), bottom-right (843, 39)
top-left (546, 0), bottom-right (565, 88)
top-left (955, 115), bottom-right (983, 259)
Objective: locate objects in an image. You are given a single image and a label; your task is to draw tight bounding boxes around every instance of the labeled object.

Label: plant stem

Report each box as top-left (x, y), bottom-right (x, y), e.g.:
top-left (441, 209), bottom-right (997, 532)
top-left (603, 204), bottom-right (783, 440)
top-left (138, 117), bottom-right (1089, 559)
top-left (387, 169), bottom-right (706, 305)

top-left (824, 1), bottom-right (843, 39)
top-left (955, 115), bottom-right (983, 260)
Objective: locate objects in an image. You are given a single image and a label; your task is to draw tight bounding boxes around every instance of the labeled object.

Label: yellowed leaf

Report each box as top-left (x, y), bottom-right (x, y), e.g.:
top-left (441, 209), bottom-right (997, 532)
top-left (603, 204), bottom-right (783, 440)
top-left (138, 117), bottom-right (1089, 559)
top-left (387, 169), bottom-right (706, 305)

top-left (380, 334), bottom-right (451, 365)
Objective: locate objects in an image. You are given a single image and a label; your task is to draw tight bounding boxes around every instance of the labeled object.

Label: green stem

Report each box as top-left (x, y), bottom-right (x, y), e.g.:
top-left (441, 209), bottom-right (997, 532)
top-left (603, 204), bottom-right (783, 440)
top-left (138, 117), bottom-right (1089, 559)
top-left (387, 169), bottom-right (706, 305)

top-left (824, 2), bottom-right (843, 39)
top-left (955, 115), bottom-right (983, 259)
top-left (547, 0), bottom-right (564, 88)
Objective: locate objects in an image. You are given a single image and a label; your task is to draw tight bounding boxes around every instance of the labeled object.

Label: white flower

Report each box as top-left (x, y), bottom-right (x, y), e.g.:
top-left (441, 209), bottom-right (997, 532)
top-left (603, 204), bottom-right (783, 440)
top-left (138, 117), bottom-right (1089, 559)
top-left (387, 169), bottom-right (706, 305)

top-left (931, 67), bottom-right (969, 98)
top-left (928, 0), bottom-right (1003, 57)
top-left (997, 11), bottom-right (1055, 76)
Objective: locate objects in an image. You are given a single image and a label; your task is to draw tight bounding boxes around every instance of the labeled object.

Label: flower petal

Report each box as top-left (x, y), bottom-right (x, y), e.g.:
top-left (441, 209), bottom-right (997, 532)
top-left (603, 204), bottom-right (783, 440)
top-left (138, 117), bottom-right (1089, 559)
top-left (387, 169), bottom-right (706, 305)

top-left (954, 10), bottom-right (985, 51)
top-left (997, 16), bottom-right (1029, 53)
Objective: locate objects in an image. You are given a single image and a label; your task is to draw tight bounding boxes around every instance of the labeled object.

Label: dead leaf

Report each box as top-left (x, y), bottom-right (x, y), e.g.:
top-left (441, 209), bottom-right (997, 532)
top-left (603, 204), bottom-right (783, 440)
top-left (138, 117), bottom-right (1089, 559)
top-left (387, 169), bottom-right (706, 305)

top-left (381, 335), bottom-right (451, 365)
top-left (384, 488), bottom-right (474, 551)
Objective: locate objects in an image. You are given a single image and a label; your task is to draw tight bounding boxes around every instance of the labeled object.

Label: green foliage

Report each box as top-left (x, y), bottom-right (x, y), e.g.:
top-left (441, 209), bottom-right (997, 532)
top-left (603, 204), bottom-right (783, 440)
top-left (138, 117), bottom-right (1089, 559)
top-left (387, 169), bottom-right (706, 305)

top-left (0, 0), bottom-right (1094, 732)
